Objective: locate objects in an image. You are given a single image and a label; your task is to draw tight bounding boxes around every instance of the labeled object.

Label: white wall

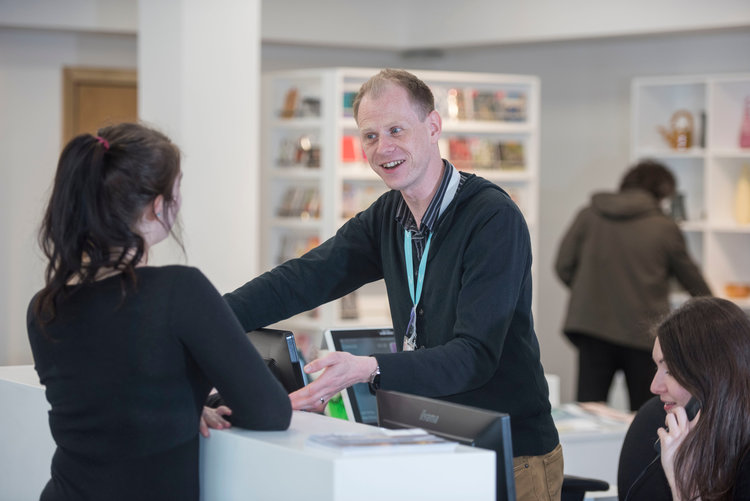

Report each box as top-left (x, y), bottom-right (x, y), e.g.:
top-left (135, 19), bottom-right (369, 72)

top-left (260, 0), bottom-right (750, 49)
top-left (0, 28), bottom-right (137, 365)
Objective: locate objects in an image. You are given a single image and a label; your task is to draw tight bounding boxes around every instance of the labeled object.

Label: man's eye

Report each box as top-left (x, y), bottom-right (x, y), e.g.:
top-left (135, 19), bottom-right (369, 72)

top-left (364, 133), bottom-right (376, 141)
top-left (390, 127), bottom-right (403, 135)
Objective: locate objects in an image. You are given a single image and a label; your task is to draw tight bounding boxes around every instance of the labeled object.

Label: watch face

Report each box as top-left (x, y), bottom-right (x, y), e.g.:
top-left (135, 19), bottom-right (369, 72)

top-left (369, 366), bottom-right (380, 384)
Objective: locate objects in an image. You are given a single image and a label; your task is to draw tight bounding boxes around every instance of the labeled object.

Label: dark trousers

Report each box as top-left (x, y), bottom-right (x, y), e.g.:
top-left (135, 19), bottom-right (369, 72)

top-left (567, 332), bottom-right (655, 411)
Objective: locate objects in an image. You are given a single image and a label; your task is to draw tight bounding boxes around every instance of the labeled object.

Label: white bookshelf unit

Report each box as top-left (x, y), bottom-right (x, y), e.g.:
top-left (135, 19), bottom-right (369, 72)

top-left (261, 67), bottom-right (540, 338)
top-left (631, 73), bottom-right (750, 309)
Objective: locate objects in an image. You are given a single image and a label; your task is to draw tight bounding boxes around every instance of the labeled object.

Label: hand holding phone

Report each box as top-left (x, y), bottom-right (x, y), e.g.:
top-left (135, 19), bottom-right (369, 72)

top-left (653, 396), bottom-right (701, 454)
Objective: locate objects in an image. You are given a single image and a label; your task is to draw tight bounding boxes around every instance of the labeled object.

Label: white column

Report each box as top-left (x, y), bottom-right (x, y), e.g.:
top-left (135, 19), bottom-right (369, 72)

top-left (138, 0), bottom-right (261, 292)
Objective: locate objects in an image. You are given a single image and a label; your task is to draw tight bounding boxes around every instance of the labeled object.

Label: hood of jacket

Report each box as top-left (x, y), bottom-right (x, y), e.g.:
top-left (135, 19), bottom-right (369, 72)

top-left (590, 188), bottom-right (662, 220)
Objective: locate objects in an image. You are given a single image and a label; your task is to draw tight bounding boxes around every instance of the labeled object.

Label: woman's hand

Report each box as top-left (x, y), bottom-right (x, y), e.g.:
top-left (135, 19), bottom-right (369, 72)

top-left (199, 405), bottom-right (232, 438)
top-left (658, 405), bottom-right (701, 500)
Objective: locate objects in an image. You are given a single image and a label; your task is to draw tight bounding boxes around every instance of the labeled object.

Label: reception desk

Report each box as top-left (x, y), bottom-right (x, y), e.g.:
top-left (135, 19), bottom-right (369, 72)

top-left (0, 365), bottom-right (495, 500)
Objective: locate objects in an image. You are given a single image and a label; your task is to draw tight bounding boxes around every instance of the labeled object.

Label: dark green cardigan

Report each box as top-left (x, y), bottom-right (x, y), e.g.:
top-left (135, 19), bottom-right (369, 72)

top-left (225, 173), bottom-right (558, 456)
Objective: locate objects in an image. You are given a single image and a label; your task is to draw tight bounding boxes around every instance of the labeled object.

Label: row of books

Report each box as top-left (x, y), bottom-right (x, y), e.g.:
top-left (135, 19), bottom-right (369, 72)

top-left (342, 86), bottom-right (527, 122)
top-left (277, 187), bottom-right (321, 218)
top-left (442, 137), bottom-right (525, 171)
top-left (276, 184), bottom-right (525, 222)
top-left (278, 85), bottom-right (527, 123)
top-left (338, 135), bottom-right (527, 171)
top-left (342, 183), bottom-right (385, 219)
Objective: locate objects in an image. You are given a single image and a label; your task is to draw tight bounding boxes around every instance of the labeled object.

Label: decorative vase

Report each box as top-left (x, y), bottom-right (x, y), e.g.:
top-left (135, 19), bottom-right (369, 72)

top-left (735, 164), bottom-right (750, 224)
top-left (741, 97), bottom-right (750, 148)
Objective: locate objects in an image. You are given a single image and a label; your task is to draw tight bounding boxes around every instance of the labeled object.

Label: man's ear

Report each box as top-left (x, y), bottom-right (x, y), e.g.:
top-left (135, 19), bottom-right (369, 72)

top-left (427, 110), bottom-right (442, 144)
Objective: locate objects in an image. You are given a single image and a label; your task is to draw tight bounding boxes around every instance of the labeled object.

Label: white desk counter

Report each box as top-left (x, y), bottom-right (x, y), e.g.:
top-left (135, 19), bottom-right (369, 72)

top-left (0, 365), bottom-right (495, 501)
top-left (555, 403), bottom-right (632, 496)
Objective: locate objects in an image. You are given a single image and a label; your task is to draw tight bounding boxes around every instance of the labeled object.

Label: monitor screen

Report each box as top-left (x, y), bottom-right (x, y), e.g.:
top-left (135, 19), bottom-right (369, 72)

top-left (246, 328), bottom-right (306, 393)
top-left (323, 327), bottom-right (396, 425)
top-left (376, 389), bottom-right (515, 501)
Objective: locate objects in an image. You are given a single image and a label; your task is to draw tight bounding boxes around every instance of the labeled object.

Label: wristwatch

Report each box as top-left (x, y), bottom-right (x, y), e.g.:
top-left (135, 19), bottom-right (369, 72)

top-left (368, 361), bottom-right (381, 392)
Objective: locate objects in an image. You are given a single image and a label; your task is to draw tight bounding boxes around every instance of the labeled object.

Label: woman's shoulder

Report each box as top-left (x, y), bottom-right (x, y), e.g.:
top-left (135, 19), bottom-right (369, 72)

top-left (138, 265), bottom-right (213, 289)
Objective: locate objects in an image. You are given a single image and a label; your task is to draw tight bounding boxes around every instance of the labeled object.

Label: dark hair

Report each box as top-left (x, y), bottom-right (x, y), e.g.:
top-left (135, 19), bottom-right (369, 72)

top-left (656, 296), bottom-right (750, 500)
top-left (352, 68), bottom-right (435, 123)
top-left (619, 159), bottom-right (676, 201)
top-left (34, 122), bottom-right (182, 323)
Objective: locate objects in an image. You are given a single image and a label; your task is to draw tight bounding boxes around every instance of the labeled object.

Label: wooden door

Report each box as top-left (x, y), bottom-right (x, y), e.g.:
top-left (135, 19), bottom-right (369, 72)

top-left (62, 67), bottom-right (137, 144)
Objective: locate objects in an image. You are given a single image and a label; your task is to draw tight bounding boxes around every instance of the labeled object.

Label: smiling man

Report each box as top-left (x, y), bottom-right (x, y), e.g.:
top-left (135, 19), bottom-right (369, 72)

top-left (224, 69), bottom-right (562, 501)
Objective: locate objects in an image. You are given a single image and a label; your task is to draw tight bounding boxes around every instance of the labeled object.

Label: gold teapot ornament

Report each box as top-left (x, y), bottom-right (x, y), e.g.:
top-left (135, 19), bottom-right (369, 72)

top-left (658, 109), bottom-right (694, 150)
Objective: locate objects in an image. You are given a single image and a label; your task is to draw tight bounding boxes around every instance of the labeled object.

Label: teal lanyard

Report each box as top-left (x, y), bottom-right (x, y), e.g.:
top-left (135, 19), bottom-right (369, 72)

top-left (404, 230), bottom-right (432, 307)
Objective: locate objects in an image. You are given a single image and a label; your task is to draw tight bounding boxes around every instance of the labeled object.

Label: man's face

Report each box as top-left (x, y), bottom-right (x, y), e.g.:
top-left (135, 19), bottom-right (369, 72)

top-left (356, 83), bottom-right (441, 199)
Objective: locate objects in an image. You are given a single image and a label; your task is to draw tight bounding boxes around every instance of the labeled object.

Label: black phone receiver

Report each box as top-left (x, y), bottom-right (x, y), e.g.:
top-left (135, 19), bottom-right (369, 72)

top-left (653, 396), bottom-right (702, 454)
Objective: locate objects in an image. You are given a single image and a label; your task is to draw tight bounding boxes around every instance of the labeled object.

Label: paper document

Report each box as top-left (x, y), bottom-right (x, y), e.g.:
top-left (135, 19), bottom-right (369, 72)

top-left (306, 428), bottom-right (458, 455)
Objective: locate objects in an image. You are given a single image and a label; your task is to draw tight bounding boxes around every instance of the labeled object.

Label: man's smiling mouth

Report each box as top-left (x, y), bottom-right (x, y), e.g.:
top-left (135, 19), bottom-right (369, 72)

top-left (381, 160), bottom-right (404, 169)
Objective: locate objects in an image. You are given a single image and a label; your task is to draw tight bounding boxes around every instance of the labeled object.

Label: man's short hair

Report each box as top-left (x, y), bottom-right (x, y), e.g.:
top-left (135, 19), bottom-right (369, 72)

top-left (352, 68), bottom-right (435, 123)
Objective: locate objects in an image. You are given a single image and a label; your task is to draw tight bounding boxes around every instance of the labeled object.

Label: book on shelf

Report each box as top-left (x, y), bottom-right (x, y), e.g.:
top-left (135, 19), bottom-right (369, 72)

top-left (339, 291), bottom-right (359, 320)
top-left (342, 182), bottom-right (383, 218)
top-left (497, 140), bottom-right (525, 169)
top-left (446, 88), bottom-right (468, 120)
top-left (342, 91), bottom-right (357, 117)
top-left (277, 187), bottom-right (321, 218)
top-left (341, 135), bottom-right (364, 163)
top-left (497, 91), bottom-right (527, 122)
top-left (305, 428), bottom-right (458, 455)
top-left (472, 89), bottom-right (504, 121)
top-left (446, 137), bottom-right (525, 171)
top-left (276, 135), bottom-right (321, 168)
top-left (435, 86), bottom-right (528, 123)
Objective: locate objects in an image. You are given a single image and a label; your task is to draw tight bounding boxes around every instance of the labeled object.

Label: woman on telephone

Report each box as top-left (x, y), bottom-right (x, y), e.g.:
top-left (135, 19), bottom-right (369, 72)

top-left (649, 296), bottom-right (750, 501)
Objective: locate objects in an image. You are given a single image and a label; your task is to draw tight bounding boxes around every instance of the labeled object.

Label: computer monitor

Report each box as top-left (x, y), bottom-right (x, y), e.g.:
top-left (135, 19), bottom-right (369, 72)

top-left (246, 328), bottom-right (306, 393)
top-left (376, 389), bottom-right (515, 501)
top-left (323, 327), bottom-right (396, 425)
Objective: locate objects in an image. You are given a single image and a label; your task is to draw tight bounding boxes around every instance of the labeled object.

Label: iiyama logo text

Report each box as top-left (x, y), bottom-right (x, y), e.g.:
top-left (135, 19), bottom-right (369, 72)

top-left (419, 409), bottom-right (439, 424)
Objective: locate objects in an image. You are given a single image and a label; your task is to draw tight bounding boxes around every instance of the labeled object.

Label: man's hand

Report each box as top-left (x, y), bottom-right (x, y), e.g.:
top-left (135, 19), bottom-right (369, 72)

top-left (289, 352), bottom-right (377, 412)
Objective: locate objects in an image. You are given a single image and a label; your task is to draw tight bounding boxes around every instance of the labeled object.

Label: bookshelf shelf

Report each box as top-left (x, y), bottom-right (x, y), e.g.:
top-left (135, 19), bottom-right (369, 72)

top-left (632, 73), bottom-right (750, 309)
top-left (261, 67), bottom-right (540, 336)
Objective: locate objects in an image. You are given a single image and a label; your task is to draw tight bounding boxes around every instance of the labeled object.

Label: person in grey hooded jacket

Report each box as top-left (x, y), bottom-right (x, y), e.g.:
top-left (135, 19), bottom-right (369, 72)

top-left (555, 159), bottom-right (711, 410)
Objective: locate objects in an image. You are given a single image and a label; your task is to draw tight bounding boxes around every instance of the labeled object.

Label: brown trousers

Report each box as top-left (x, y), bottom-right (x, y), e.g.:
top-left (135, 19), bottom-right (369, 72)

top-left (513, 443), bottom-right (564, 501)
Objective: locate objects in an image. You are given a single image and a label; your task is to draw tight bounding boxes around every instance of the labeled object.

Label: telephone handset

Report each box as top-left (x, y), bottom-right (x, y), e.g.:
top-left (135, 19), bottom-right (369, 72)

top-left (653, 396), bottom-right (702, 454)
top-left (683, 396), bottom-right (702, 421)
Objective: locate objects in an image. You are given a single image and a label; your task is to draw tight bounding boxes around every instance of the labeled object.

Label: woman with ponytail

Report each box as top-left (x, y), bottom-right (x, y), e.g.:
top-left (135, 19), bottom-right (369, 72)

top-left (28, 123), bottom-right (291, 501)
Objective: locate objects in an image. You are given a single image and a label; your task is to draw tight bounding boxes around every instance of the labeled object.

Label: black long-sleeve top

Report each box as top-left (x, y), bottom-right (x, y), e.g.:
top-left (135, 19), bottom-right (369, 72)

top-left (27, 266), bottom-right (291, 501)
top-left (225, 174), bottom-right (558, 457)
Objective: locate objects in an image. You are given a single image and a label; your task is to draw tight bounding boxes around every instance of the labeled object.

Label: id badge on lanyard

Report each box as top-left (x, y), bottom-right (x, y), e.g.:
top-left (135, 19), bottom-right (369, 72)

top-left (403, 230), bottom-right (432, 351)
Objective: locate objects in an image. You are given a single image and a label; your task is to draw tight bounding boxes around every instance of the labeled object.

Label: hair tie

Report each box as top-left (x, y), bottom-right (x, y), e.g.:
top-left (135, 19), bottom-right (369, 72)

top-left (95, 136), bottom-right (110, 150)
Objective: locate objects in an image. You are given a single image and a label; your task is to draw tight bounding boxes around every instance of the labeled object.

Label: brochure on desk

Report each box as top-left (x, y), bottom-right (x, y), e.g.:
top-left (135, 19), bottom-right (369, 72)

top-left (306, 428), bottom-right (458, 455)
top-left (552, 402), bottom-right (634, 434)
